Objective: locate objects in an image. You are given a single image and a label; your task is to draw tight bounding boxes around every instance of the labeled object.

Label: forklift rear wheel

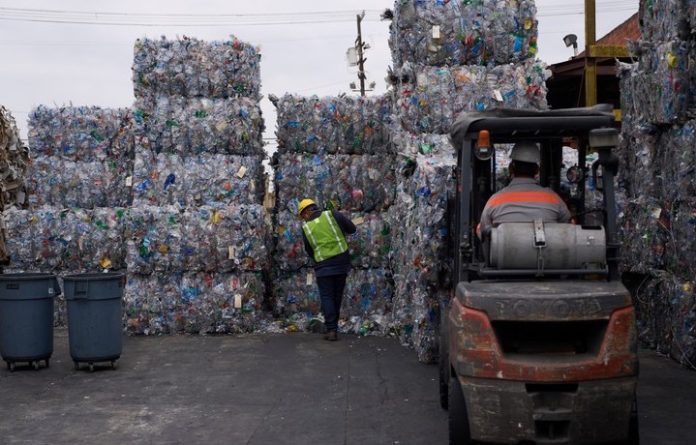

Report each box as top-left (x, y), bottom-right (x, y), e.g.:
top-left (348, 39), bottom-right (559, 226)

top-left (439, 313), bottom-right (449, 410)
top-left (448, 376), bottom-right (475, 445)
top-left (621, 396), bottom-right (640, 445)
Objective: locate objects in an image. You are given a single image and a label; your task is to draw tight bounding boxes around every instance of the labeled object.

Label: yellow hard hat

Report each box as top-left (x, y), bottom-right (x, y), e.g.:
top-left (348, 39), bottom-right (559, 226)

top-left (298, 198), bottom-right (316, 216)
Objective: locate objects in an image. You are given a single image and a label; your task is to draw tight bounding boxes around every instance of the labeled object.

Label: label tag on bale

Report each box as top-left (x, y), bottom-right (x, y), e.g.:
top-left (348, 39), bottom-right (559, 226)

top-left (126, 176), bottom-right (133, 187)
top-left (234, 294), bottom-right (242, 309)
top-left (493, 89), bottom-right (504, 102)
top-left (228, 246), bottom-right (235, 259)
top-left (236, 166), bottom-right (247, 178)
top-left (306, 272), bottom-right (313, 286)
top-left (352, 216), bottom-right (364, 225)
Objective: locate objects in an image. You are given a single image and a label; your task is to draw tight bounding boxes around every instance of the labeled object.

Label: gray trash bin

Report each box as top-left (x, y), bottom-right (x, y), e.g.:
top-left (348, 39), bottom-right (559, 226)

top-left (63, 272), bottom-right (124, 371)
top-left (0, 273), bottom-right (60, 371)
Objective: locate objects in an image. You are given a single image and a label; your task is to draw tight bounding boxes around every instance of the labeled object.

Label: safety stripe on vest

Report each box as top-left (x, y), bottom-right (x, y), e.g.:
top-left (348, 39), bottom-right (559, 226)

top-left (303, 219), bottom-right (326, 262)
top-left (486, 191), bottom-right (561, 208)
top-left (324, 211), bottom-right (348, 252)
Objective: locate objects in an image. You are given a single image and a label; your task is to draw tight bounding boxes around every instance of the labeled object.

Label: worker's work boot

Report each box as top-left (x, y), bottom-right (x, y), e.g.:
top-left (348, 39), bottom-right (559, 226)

top-left (323, 330), bottom-right (338, 341)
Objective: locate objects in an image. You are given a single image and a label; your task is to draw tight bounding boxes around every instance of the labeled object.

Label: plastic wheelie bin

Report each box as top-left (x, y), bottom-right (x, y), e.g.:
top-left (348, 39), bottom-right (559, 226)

top-left (0, 273), bottom-right (60, 371)
top-left (63, 272), bottom-right (125, 372)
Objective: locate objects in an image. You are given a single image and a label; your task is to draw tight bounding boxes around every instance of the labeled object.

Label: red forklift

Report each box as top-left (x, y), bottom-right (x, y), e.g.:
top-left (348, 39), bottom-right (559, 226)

top-left (440, 106), bottom-right (639, 444)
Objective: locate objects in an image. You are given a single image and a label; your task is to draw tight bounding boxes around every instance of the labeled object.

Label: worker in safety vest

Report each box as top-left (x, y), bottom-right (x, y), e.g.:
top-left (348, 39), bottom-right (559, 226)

top-left (298, 198), bottom-right (356, 341)
top-left (478, 142), bottom-right (571, 238)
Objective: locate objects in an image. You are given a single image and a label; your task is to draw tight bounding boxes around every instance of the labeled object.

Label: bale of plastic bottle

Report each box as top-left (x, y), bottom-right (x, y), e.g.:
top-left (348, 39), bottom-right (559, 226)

top-left (2, 207), bottom-right (36, 271)
top-left (387, 0), bottom-right (538, 67)
top-left (273, 210), bottom-right (391, 271)
top-left (639, 0), bottom-right (693, 42)
top-left (271, 93), bottom-right (393, 154)
top-left (132, 36), bottom-right (262, 107)
top-left (132, 152), bottom-right (264, 207)
top-left (125, 204), bottom-right (269, 274)
top-left (272, 267), bottom-right (393, 335)
top-left (125, 205), bottom-right (184, 274)
top-left (392, 60), bottom-right (549, 134)
top-left (28, 106), bottom-right (134, 161)
top-left (0, 106), bottom-right (30, 211)
top-left (123, 272), bottom-right (181, 335)
top-left (91, 207), bottom-right (129, 271)
top-left (26, 157), bottom-right (133, 208)
top-left (620, 40), bottom-right (695, 125)
top-left (124, 271), bottom-right (266, 335)
top-left (273, 153), bottom-right (396, 214)
top-left (2, 206), bottom-right (130, 273)
top-left (132, 96), bottom-right (264, 156)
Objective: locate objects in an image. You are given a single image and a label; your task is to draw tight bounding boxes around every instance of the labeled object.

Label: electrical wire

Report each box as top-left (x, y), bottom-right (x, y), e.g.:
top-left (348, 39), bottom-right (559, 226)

top-left (0, 4), bottom-right (636, 26)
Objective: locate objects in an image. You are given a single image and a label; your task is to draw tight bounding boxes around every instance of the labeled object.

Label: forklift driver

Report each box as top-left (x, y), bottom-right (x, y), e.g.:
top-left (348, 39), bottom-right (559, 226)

top-left (477, 142), bottom-right (571, 239)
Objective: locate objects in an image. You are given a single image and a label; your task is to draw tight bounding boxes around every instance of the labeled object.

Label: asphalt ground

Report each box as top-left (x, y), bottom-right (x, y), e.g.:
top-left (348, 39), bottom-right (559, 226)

top-left (0, 332), bottom-right (694, 445)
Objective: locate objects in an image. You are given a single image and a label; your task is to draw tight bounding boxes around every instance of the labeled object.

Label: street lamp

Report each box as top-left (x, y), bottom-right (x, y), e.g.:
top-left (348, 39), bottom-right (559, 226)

top-left (563, 34), bottom-right (578, 57)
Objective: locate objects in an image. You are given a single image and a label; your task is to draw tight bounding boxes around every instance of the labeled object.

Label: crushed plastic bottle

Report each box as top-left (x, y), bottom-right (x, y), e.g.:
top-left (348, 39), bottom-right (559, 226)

top-left (387, 0), bottom-right (538, 67)
top-left (270, 93), bottom-right (394, 154)
top-left (132, 36), bottom-right (262, 107)
top-left (392, 60), bottom-right (549, 134)
top-left (133, 96), bottom-right (264, 156)
top-left (273, 153), bottom-right (396, 214)
top-left (273, 210), bottom-right (391, 271)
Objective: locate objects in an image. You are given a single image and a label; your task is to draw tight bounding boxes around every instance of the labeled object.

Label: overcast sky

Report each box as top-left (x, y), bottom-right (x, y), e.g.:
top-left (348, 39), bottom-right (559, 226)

top-left (0, 0), bottom-right (637, 144)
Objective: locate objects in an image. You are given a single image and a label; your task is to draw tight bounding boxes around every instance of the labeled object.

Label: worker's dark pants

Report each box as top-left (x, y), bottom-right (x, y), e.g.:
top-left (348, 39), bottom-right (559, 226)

top-left (316, 274), bottom-right (348, 332)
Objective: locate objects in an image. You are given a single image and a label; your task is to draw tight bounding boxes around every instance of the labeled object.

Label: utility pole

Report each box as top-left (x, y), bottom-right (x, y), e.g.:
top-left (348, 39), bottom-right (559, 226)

top-left (355, 11), bottom-right (367, 97)
top-left (584, 0), bottom-right (597, 106)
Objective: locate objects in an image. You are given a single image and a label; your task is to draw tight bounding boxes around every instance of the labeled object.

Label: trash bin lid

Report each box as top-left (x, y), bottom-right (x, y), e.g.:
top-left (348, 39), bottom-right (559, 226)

top-left (63, 272), bottom-right (125, 282)
top-left (0, 273), bottom-right (60, 300)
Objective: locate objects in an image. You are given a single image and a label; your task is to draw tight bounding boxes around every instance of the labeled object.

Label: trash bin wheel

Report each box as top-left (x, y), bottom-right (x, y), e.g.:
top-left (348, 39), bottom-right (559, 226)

top-left (110, 360), bottom-right (117, 370)
top-left (32, 361), bottom-right (40, 371)
top-left (88, 362), bottom-right (95, 372)
top-left (7, 361), bottom-right (15, 372)
top-left (45, 359), bottom-right (50, 368)
top-left (74, 361), bottom-right (80, 371)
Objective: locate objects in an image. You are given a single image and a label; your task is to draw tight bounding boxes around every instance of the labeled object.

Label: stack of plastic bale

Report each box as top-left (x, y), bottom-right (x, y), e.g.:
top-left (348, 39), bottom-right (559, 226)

top-left (383, 0), bottom-right (548, 363)
top-left (387, 131), bottom-right (456, 363)
top-left (127, 36), bottom-right (270, 335)
top-left (387, 0), bottom-right (548, 135)
top-left (618, 4), bottom-right (696, 368)
top-left (0, 106), bottom-right (30, 263)
top-left (1, 106), bottom-right (134, 325)
top-left (270, 94), bottom-right (396, 335)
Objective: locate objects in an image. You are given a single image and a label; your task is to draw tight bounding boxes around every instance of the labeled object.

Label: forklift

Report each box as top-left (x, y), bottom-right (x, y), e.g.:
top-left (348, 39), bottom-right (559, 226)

top-left (440, 105), bottom-right (639, 444)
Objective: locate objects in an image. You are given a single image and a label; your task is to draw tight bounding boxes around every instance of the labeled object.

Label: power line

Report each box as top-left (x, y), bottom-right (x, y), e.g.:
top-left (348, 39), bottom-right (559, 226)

top-left (0, 6), bottom-right (385, 27)
top-left (0, 4), bottom-right (636, 27)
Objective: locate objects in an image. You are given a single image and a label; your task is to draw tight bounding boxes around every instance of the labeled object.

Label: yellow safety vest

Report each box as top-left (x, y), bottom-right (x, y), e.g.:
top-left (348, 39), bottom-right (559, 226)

top-left (302, 211), bottom-right (349, 262)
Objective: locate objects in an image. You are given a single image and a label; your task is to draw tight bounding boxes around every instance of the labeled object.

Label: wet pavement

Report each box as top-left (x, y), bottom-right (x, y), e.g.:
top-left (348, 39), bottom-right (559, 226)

top-left (0, 331), bottom-right (694, 445)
